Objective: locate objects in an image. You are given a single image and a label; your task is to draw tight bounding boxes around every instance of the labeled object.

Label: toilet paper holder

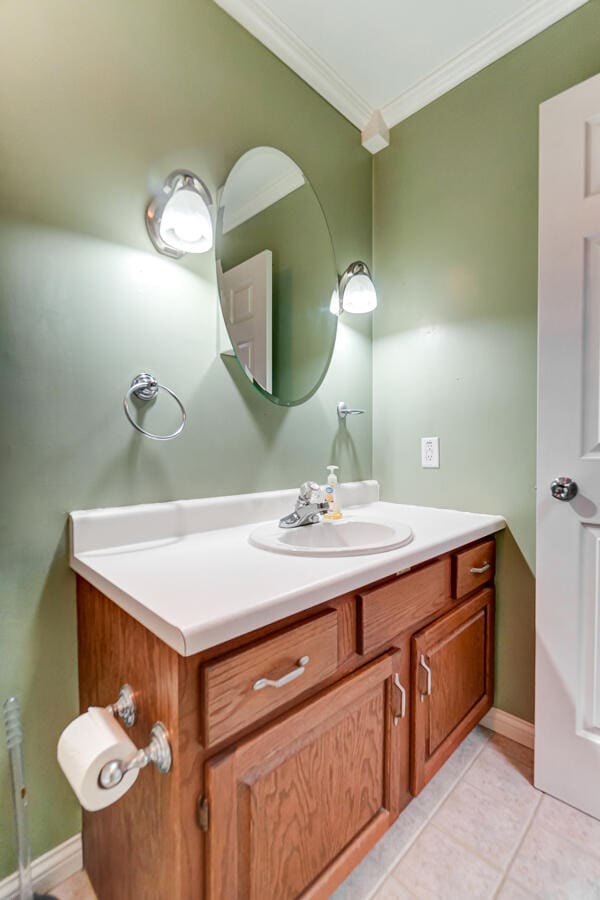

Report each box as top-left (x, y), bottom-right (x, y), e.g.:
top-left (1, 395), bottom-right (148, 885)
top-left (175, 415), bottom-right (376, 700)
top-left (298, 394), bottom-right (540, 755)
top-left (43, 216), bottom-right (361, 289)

top-left (99, 722), bottom-right (172, 791)
top-left (100, 684), bottom-right (172, 791)
top-left (106, 684), bottom-right (137, 729)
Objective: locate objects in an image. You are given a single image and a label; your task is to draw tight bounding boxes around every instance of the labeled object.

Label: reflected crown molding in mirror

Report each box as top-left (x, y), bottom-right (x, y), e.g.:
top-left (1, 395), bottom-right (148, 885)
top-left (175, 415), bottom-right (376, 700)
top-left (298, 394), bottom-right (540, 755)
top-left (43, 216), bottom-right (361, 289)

top-left (146, 170), bottom-right (214, 259)
top-left (221, 148), bottom-right (306, 234)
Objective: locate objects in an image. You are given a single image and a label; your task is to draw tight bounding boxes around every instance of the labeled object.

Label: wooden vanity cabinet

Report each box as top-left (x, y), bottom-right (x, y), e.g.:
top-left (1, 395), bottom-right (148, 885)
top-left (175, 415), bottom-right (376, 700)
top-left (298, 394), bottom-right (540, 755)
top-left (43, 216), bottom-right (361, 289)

top-left (75, 535), bottom-right (496, 900)
top-left (411, 587), bottom-right (494, 793)
top-left (205, 652), bottom-right (403, 900)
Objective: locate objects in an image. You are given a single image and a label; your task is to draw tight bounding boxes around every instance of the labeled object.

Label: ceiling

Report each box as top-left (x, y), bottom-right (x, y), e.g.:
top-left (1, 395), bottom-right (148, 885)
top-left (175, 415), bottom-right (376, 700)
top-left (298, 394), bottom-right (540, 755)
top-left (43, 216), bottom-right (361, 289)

top-left (213, 0), bottom-right (588, 152)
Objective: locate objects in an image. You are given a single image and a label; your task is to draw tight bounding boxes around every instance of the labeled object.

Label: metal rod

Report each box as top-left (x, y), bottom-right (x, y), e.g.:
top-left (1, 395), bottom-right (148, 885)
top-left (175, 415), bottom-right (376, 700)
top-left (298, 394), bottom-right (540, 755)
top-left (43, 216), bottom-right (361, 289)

top-left (3, 697), bottom-right (34, 900)
top-left (98, 722), bottom-right (172, 791)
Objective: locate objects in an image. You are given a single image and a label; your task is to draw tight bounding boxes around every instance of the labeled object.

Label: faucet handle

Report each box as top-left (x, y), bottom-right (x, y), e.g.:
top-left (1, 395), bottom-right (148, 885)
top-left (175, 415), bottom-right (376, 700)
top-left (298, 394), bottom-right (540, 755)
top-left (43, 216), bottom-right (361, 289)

top-left (298, 481), bottom-right (321, 503)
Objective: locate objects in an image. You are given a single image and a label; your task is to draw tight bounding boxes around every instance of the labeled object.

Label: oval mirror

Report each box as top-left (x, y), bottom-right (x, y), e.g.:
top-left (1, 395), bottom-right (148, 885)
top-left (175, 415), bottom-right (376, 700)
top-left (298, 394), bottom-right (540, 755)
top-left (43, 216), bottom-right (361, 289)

top-left (216, 147), bottom-right (338, 406)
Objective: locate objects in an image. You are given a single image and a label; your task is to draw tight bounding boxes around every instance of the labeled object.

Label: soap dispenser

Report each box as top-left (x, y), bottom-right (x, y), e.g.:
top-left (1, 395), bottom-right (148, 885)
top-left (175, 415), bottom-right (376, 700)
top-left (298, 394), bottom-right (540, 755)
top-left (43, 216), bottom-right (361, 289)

top-left (323, 465), bottom-right (342, 520)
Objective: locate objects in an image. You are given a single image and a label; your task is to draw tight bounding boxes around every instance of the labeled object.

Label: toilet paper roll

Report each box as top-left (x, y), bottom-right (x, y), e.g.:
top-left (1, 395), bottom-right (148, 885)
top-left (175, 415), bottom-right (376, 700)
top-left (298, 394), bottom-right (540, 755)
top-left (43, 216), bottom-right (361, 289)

top-left (57, 706), bottom-right (140, 811)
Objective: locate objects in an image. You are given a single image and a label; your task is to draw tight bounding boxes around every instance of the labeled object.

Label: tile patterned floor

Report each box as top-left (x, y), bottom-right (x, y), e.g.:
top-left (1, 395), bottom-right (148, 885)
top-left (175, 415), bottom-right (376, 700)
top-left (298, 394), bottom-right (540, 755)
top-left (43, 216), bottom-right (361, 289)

top-left (50, 727), bottom-right (600, 900)
top-left (48, 869), bottom-right (96, 899)
top-left (335, 728), bottom-right (600, 900)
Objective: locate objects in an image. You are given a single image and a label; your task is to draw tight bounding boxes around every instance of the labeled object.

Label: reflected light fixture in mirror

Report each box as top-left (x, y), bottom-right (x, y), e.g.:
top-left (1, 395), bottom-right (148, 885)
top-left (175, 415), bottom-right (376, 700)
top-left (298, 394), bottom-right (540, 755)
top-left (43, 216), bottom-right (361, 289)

top-left (146, 170), bottom-right (213, 258)
top-left (337, 261), bottom-right (377, 314)
top-left (329, 287), bottom-right (341, 316)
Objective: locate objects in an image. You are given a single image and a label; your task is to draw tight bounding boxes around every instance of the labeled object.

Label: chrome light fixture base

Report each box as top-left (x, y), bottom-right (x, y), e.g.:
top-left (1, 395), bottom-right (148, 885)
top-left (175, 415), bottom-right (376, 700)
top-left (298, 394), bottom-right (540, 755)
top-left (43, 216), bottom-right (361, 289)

top-left (145, 169), bottom-right (213, 258)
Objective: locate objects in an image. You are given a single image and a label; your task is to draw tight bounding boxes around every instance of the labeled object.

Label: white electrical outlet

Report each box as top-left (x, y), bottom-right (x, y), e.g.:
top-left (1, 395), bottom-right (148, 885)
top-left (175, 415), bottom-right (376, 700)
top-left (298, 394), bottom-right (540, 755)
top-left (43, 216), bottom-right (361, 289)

top-left (421, 437), bottom-right (440, 468)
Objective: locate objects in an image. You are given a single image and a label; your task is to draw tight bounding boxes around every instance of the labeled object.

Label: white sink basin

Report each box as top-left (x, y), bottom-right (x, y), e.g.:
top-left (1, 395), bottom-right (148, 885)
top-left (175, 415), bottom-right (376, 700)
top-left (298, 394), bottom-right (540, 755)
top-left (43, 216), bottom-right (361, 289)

top-left (249, 514), bottom-right (414, 557)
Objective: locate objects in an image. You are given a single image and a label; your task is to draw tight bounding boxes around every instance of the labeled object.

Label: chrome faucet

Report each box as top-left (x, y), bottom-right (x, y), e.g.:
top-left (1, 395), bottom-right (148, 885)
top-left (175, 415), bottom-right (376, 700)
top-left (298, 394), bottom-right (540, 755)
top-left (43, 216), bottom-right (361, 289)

top-left (279, 481), bottom-right (329, 529)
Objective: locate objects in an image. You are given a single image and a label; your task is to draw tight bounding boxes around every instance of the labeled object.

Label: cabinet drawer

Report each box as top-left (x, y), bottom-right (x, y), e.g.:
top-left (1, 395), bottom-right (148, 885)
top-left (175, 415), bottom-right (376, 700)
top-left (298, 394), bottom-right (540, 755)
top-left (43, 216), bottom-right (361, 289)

top-left (357, 557), bottom-right (451, 655)
top-left (201, 609), bottom-right (338, 746)
top-left (452, 539), bottom-right (495, 599)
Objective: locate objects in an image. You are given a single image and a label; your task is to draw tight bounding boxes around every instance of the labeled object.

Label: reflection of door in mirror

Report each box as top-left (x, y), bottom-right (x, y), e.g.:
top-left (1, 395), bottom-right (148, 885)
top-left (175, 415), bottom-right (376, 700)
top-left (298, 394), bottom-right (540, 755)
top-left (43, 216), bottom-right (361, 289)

top-left (219, 251), bottom-right (272, 393)
top-left (216, 147), bottom-right (338, 406)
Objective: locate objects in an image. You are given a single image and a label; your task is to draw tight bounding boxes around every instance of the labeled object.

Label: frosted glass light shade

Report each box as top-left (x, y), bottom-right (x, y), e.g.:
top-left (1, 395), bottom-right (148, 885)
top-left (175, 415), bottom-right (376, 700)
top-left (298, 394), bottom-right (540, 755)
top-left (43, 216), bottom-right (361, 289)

top-left (146, 170), bottom-right (213, 258)
top-left (342, 273), bottom-right (377, 313)
top-left (339, 261), bottom-right (377, 314)
top-left (159, 188), bottom-right (213, 254)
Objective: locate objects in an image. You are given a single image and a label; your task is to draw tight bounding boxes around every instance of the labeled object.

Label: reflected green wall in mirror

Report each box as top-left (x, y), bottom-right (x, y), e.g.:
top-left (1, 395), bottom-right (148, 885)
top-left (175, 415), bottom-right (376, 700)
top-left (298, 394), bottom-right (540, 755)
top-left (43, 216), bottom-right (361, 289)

top-left (217, 147), bottom-right (338, 405)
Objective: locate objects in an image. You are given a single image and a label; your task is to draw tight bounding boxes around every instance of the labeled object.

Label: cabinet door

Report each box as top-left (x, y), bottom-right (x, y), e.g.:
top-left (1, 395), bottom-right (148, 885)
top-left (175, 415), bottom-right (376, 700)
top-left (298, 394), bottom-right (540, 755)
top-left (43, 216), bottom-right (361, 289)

top-left (205, 652), bottom-right (404, 900)
top-left (411, 588), bottom-right (494, 794)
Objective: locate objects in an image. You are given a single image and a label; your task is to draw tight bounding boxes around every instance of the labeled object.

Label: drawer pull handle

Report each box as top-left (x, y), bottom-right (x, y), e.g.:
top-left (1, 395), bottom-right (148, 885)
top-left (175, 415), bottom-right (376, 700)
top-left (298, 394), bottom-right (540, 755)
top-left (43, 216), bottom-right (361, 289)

top-left (393, 673), bottom-right (406, 725)
top-left (253, 656), bottom-right (310, 691)
top-left (419, 654), bottom-right (432, 702)
top-left (469, 562), bottom-right (490, 575)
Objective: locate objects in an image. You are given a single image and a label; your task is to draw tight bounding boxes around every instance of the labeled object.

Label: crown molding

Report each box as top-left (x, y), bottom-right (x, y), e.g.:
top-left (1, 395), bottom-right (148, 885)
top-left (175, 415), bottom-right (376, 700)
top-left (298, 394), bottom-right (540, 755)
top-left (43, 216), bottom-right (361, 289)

top-left (213, 0), bottom-right (372, 130)
top-left (381, 0), bottom-right (590, 129)
top-left (214, 0), bottom-right (589, 153)
top-left (361, 111), bottom-right (390, 154)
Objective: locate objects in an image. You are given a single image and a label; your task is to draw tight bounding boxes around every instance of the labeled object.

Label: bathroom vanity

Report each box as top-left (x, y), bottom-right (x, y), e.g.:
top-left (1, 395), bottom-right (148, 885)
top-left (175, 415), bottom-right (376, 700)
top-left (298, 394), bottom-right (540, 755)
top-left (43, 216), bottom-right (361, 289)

top-left (69, 482), bottom-right (503, 900)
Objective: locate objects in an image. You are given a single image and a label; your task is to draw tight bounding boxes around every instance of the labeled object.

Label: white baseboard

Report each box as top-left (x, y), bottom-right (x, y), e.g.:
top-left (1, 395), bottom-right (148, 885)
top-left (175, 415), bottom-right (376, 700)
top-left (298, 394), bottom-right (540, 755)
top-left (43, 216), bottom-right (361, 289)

top-left (480, 707), bottom-right (535, 749)
top-left (0, 834), bottom-right (82, 900)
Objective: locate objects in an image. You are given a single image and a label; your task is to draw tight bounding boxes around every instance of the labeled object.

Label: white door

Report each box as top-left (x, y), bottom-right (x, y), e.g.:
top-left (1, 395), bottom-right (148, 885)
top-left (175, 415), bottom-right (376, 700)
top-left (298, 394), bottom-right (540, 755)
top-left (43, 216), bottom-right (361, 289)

top-left (219, 249), bottom-right (272, 392)
top-left (537, 71), bottom-right (600, 818)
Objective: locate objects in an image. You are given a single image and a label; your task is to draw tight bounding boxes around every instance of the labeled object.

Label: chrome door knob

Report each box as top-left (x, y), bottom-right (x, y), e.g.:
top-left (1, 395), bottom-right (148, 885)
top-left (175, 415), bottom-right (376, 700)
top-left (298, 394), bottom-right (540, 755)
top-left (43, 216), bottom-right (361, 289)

top-left (550, 477), bottom-right (578, 501)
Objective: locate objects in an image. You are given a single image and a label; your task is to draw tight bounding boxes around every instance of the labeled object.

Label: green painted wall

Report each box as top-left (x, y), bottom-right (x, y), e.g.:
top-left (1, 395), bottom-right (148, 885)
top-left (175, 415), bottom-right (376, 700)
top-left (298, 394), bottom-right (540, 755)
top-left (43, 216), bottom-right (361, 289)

top-left (373, 0), bottom-right (600, 724)
top-left (0, 0), bottom-right (372, 877)
top-left (6, 0), bottom-right (600, 879)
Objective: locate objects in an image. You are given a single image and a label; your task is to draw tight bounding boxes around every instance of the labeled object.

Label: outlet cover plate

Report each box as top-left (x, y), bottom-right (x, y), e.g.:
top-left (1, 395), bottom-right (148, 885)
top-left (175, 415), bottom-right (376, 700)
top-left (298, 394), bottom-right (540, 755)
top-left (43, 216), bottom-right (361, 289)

top-left (421, 437), bottom-right (440, 468)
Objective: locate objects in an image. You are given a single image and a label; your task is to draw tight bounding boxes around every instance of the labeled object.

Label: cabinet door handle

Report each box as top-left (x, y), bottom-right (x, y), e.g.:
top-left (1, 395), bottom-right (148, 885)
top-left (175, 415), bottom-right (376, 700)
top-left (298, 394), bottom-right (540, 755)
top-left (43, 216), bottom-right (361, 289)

top-left (393, 673), bottom-right (406, 725)
top-left (253, 656), bottom-right (310, 691)
top-left (419, 654), bottom-right (432, 702)
top-left (469, 562), bottom-right (490, 575)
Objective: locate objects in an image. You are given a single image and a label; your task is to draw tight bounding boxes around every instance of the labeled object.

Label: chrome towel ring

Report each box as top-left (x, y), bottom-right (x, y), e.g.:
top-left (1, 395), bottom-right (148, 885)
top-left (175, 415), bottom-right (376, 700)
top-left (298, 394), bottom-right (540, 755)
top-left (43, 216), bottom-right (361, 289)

top-left (123, 373), bottom-right (186, 441)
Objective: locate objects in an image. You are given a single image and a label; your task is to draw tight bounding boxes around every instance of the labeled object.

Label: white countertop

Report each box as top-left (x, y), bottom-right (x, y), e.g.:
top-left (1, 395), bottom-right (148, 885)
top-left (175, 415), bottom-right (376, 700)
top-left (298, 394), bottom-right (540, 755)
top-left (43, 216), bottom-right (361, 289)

top-left (70, 482), bottom-right (505, 656)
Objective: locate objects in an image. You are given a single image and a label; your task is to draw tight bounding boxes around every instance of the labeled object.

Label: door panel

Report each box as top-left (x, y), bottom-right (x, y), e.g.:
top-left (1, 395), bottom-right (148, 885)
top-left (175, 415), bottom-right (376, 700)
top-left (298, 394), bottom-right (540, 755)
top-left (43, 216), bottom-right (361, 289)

top-left (220, 249), bottom-right (272, 392)
top-left (250, 693), bottom-right (384, 899)
top-left (428, 613), bottom-right (485, 754)
top-left (538, 72), bottom-right (600, 818)
top-left (411, 589), bottom-right (494, 794)
top-left (205, 652), bottom-right (403, 900)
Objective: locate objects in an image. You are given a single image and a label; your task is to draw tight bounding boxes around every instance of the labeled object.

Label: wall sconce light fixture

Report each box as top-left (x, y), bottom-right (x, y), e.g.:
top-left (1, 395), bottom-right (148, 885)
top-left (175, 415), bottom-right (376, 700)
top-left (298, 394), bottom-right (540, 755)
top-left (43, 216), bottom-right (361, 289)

top-left (332, 261), bottom-right (378, 315)
top-left (146, 170), bottom-right (213, 258)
